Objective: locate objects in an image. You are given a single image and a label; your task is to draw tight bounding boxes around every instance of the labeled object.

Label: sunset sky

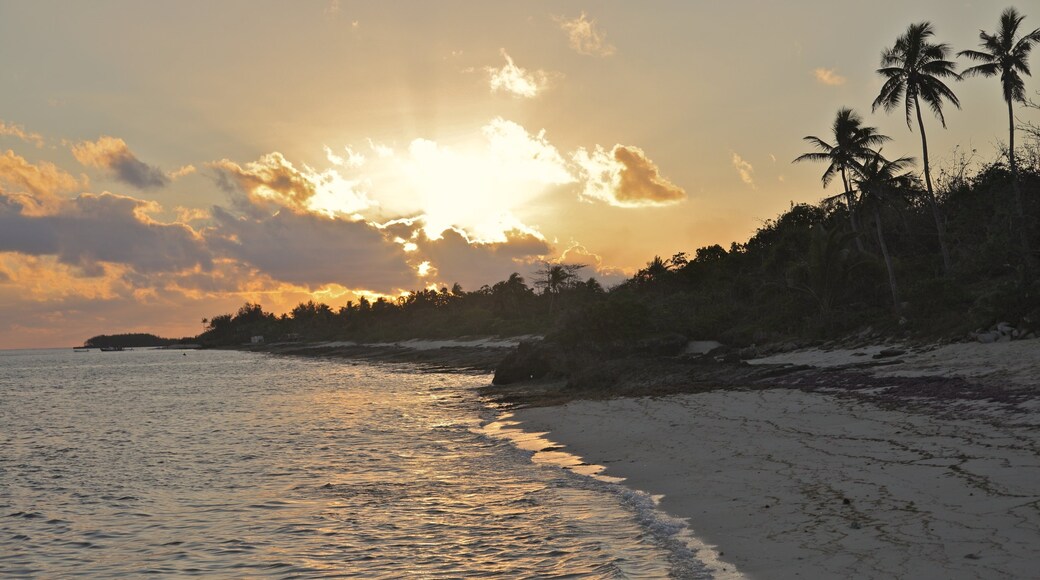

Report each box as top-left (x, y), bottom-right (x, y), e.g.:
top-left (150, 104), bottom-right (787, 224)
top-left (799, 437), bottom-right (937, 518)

top-left (2, 1), bottom-right (1037, 348)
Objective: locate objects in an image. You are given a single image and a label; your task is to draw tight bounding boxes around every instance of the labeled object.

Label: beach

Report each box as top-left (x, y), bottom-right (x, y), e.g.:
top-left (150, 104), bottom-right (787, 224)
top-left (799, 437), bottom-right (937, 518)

top-left (507, 340), bottom-right (1040, 579)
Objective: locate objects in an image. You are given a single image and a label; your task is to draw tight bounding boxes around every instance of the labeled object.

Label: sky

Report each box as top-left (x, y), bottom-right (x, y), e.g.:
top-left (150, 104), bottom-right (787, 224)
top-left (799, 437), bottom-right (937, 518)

top-left (1, 0), bottom-right (1039, 348)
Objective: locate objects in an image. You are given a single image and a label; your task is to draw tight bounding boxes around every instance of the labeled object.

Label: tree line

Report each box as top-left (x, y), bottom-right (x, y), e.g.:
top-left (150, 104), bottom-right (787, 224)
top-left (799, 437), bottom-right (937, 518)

top-left (195, 8), bottom-right (1040, 349)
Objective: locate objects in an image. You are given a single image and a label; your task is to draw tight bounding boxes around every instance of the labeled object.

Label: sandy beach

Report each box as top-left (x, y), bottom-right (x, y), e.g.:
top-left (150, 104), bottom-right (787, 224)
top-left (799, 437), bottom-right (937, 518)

top-left (507, 340), bottom-right (1040, 579)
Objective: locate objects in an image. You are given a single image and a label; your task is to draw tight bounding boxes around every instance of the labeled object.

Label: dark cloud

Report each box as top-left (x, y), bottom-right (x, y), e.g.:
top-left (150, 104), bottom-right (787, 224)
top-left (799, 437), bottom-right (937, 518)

top-left (207, 207), bottom-right (417, 292)
top-left (0, 191), bottom-right (212, 274)
top-left (415, 228), bottom-right (551, 290)
top-left (71, 136), bottom-right (171, 190)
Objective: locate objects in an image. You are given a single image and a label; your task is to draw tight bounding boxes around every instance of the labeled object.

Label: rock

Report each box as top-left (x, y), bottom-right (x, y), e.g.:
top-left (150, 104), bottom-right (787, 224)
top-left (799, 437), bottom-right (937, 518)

top-left (493, 341), bottom-right (559, 385)
top-left (738, 345), bottom-right (759, 360)
top-left (684, 340), bottom-right (724, 356)
top-left (996, 322), bottom-right (1014, 334)
top-left (872, 348), bottom-right (906, 359)
top-left (976, 332), bottom-right (999, 344)
top-left (997, 333), bottom-right (1012, 343)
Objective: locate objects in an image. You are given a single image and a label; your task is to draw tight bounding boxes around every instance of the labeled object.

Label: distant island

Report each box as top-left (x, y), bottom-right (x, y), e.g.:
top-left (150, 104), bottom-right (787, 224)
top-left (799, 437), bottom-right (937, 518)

top-left (82, 333), bottom-right (190, 349)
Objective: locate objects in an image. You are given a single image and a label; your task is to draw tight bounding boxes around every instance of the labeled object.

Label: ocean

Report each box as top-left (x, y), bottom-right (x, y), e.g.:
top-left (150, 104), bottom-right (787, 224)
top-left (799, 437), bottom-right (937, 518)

top-left (0, 348), bottom-right (711, 578)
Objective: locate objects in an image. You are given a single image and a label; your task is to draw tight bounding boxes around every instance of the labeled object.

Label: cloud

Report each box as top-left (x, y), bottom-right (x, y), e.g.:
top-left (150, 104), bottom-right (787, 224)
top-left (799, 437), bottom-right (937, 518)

top-left (325, 145), bottom-right (366, 168)
top-left (555, 243), bottom-right (628, 288)
top-left (555, 12), bottom-right (615, 56)
top-left (572, 144), bottom-right (685, 207)
top-left (414, 227), bottom-right (551, 290)
top-left (71, 136), bottom-right (174, 189)
top-left (210, 152), bottom-right (374, 218)
top-left (0, 190), bottom-right (212, 275)
top-left (813, 68), bottom-right (846, 86)
top-left (207, 206), bottom-right (416, 292)
top-left (169, 164), bottom-right (196, 179)
top-left (0, 150), bottom-right (84, 212)
top-left (487, 49), bottom-right (551, 98)
top-left (731, 153), bottom-right (756, 188)
top-left (0, 120), bottom-right (44, 148)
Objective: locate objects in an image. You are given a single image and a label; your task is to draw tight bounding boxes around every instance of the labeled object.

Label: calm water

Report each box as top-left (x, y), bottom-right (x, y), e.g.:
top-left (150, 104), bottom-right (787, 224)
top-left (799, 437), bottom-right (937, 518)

top-left (0, 348), bottom-right (710, 578)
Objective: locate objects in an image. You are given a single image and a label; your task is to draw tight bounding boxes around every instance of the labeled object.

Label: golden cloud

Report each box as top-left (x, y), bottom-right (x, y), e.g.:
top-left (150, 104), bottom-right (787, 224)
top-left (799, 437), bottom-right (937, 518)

top-left (71, 136), bottom-right (174, 189)
top-left (211, 152), bottom-right (373, 218)
top-left (0, 120), bottom-right (45, 148)
top-left (487, 49), bottom-right (550, 98)
top-left (573, 144), bottom-right (685, 207)
top-left (0, 149), bottom-right (84, 214)
top-left (555, 12), bottom-right (616, 56)
top-left (731, 153), bottom-right (756, 188)
top-left (813, 68), bottom-right (846, 86)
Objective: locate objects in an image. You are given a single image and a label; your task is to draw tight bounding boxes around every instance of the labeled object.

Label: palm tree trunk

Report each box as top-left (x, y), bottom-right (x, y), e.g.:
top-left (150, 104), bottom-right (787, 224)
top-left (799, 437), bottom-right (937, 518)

top-left (914, 96), bottom-right (953, 275)
top-left (841, 168), bottom-right (866, 253)
top-left (1008, 97), bottom-right (1034, 279)
top-left (874, 205), bottom-right (901, 312)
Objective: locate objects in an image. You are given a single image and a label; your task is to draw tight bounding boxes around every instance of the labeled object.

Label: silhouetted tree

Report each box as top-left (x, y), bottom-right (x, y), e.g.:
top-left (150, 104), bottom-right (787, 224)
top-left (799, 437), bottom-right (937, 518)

top-left (874, 22), bottom-right (960, 274)
top-left (794, 108), bottom-right (890, 251)
top-left (534, 262), bottom-right (586, 314)
top-left (853, 151), bottom-right (917, 311)
top-left (959, 7), bottom-right (1040, 273)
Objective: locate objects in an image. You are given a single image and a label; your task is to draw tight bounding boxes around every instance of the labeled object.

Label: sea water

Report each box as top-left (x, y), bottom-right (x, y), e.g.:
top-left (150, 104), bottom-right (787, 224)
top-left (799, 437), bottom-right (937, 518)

top-left (0, 348), bottom-right (712, 578)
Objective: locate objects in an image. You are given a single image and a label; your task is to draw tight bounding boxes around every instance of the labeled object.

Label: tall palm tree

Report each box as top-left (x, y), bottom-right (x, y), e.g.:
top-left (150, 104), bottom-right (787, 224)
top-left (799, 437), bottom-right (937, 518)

top-left (851, 150), bottom-right (917, 312)
top-left (873, 22), bottom-right (960, 275)
top-left (959, 7), bottom-right (1040, 273)
top-left (794, 108), bottom-right (890, 252)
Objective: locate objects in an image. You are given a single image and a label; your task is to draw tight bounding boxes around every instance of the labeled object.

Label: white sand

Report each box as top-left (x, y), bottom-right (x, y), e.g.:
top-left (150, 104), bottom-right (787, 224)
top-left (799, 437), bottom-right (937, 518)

top-left (510, 341), bottom-right (1040, 579)
top-left (747, 339), bottom-right (1040, 388)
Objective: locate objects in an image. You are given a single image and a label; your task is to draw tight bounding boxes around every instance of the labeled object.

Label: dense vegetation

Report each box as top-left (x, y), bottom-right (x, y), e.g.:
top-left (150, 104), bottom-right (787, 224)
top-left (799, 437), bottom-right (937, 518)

top-left (196, 9), bottom-right (1040, 350)
top-left (83, 333), bottom-right (186, 348)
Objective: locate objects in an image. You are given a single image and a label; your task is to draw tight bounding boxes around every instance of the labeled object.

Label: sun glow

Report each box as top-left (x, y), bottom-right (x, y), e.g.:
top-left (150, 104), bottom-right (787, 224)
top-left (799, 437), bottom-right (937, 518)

top-left (400, 119), bottom-right (574, 242)
top-left (321, 118), bottom-right (575, 243)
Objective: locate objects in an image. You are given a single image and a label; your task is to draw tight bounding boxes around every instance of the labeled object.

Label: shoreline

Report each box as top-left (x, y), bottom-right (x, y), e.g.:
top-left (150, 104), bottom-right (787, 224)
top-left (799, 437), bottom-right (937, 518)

top-left (224, 336), bottom-right (532, 374)
top-left (494, 339), bottom-right (1040, 579)
top-left (231, 336), bottom-right (1040, 577)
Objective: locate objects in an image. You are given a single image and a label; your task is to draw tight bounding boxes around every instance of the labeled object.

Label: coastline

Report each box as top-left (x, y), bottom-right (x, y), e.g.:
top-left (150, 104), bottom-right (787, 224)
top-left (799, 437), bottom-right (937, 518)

top-left (232, 336), bottom-right (1040, 577)
top-left (224, 336), bottom-right (533, 373)
top-left (496, 339), bottom-right (1040, 579)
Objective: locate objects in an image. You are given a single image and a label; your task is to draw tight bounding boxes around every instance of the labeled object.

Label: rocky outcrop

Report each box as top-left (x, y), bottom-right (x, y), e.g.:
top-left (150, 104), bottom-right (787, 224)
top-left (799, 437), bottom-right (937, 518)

top-left (970, 321), bottom-right (1036, 344)
top-left (492, 341), bottom-right (567, 385)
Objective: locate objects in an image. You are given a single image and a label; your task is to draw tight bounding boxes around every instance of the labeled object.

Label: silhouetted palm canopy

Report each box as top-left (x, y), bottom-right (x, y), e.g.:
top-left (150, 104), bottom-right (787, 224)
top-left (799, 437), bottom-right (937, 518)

top-left (851, 150), bottom-right (916, 310)
top-left (959, 8), bottom-right (1040, 106)
top-left (852, 151), bottom-right (916, 205)
top-left (873, 22), bottom-right (961, 128)
top-left (794, 108), bottom-right (890, 192)
top-left (958, 8), bottom-right (1040, 276)
top-left (873, 21), bottom-right (958, 274)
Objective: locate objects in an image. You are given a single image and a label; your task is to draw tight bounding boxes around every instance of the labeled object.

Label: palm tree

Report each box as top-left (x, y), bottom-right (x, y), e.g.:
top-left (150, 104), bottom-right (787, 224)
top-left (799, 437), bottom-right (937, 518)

top-left (851, 151), bottom-right (916, 312)
top-left (959, 7), bottom-right (1040, 273)
top-left (794, 108), bottom-right (890, 252)
top-left (873, 22), bottom-right (960, 274)
top-left (534, 262), bottom-right (586, 314)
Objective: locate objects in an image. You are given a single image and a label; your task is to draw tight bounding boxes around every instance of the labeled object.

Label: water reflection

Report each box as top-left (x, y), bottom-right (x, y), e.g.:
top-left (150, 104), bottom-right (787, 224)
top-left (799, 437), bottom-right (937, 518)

top-left (0, 349), bottom-right (708, 578)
